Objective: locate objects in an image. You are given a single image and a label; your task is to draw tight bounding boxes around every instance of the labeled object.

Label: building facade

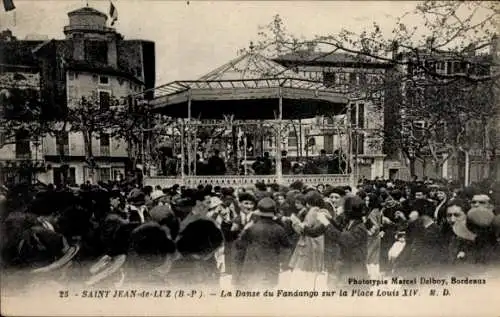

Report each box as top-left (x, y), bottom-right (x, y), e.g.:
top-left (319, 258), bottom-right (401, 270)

top-left (388, 38), bottom-right (498, 183)
top-left (274, 51), bottom-right (389, 180)
top-left (0, 7), bottom-right (155, 186)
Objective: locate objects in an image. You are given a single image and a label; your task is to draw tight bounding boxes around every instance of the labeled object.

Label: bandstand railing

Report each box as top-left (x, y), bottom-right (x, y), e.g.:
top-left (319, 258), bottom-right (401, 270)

top-left (143, 174), bottom-right (352, 188)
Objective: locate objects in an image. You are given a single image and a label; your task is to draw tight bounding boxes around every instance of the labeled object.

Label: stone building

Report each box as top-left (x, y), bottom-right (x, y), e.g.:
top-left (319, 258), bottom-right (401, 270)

top-left (0, 7), bottom-right (155, 185)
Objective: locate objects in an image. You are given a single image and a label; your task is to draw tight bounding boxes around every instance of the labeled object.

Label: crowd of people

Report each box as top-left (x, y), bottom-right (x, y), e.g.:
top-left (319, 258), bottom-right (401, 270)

top-left (1, 176), bottom-right (499, 290)
top-left (157, 148), bottom-right (350, 176)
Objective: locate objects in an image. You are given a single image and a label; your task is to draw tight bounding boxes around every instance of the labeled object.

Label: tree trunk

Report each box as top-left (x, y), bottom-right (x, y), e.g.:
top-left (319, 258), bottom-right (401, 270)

top-left (464, 151), bottom-right (470, 187)
top-left (232, 125), bottom-right (238, 173)
top-left (408, 157), bottom-right (416, 179)
top-left (457, 151), bottom-right (466, 185)
top-left (83, 130), bottom-right (94, 184)
top-left (422, 158), bottom-right (428, 179)
top-left (433, 160), bottom-right (440, 179)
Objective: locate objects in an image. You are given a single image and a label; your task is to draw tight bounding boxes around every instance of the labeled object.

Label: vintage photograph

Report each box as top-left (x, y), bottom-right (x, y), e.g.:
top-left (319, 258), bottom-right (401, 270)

top-left (1, 0), bottom-right (499, 316)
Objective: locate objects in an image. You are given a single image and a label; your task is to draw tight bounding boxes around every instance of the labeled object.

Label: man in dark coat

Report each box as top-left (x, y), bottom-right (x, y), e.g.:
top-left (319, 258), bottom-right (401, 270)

top-left (234, 198), bottom-right (292, 289)
top-left (207, 149), bottom-right (226, 175)
top-left (317, 195), bottom-right (368, 286)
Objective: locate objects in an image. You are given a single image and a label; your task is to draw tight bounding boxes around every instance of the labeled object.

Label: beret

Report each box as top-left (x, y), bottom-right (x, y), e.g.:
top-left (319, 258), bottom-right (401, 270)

top-left (257, 197), bottom-right (276, 214)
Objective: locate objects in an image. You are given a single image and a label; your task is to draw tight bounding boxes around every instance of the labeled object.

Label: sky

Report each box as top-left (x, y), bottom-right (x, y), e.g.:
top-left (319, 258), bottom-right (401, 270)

top-left (0, 0), bottom-right (419, 86)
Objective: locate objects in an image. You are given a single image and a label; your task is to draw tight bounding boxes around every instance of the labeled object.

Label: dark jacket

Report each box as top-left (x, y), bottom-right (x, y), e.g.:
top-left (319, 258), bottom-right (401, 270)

top-left (207, 156), bottom-right (226, 175)
top-left (395, 219), bottom-right (445, 275)
top-left (233, 217), bottom-right (291, 289)
top-left (323, 219), bottom-right (368, 279)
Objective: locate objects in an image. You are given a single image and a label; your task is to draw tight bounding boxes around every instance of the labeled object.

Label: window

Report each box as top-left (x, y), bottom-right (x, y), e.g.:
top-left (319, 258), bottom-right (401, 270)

top-left (446, 61), bottom-right (453, 74)
top-left (288, 131), bottom-right (298, 147)
top-left (349, 73), bottom-right (357, 85)
top-left (358, 73), bottom-right (367, 86)
top-left (413, 120), bottom-right (427, 139)
top-left (324, 135), bottom-right (334, 154)
top-left (100, 133), bottom-right (110, 156)
top-left (99, 91), bottom-right (111, 109)
top-left (357, 104), bottom-right (365, 129)
top-left (350, 105), bottom-right (357, 127)
top-left (56, 132), bottom-right (69, 156)
top-left (352, 132), bottom-right (365, 155)
top-left (436, 61), bottom-right (446, 73)
top-left (68, 72), bottom-right (75, 80)
top-left (0, 131), bottom-right (5, 146)
top-left (323, 72), bottom-right (336, 87)
top-left (67, 86), bottom-right (78, 100)
top-left (112, 168), bottom-right (122, 181)
top-left (99, 76), bottom-right (109, 85)
top-left (15, 130), bottom-right (31, 159)
top-left (413, 120), bottom-right (426, 129)
top-left (84, 40), bottom-right (108, 65)
top-left (349, 104), bottom-right (365, 128)
top-left (98, 168), bottom-right (111, 182)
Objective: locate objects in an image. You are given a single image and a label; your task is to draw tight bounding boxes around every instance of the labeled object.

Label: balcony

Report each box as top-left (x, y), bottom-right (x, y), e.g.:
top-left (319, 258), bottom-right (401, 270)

top-left (64, 24), bottom-right (115, 34)
top-left (15, 152), bottom-right (31, 160)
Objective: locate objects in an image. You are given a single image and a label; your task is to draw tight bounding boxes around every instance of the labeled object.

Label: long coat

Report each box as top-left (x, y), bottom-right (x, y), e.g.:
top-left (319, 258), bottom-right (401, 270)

top-left (289, 207), bottom-right (326, 272)
top-left (366, 208), bottom-right (382, 265)
top-left (233, 217), bottom-right (291, 289)
top-left (324, 219), bottom-right (368, 279)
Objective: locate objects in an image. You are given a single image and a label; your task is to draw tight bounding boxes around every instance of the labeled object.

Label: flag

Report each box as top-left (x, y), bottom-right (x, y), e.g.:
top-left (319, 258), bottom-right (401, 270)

top-left (109, 1), bottom-right (117, 26)
top-left (3, 0), bottom-right (15, 11)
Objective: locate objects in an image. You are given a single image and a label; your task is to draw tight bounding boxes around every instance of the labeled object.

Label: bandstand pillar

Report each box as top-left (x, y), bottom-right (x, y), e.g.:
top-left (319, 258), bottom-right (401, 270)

top-left (276, 87), bottom-right (283, 184)
top-left (347, 103), bottom-right (356, 188)
top-left (180, 119), bottom-right (185, 182)
top-left (187, 89), bottom-right (192, 176)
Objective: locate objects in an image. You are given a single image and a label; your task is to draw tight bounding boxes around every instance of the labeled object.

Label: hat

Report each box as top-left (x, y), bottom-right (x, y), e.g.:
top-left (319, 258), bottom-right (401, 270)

top-left (176, 214), bottom-right (223, 258)
top-left (129, 222), bottom-right (176, 256)
top-left (208, 197), bottom-right (223, 210)
top-left (238, 192), bottom-right (257, 204)
top-left (149, 205), bottom-right (174, 224)
top-left (128, 189), bottom-right (145, 206)
top-left (85, 254), bottom-right (127, 286)
top-left (151, 191), bottom-right (165, 201)
top-left (171, 197), bottom-right (196, 209)
top-left (453, 206), bottom-right (495, 241)
top-left (31, 243), bottom-right (80, 274)
top-left (254, 197), bottom-right (277, 217)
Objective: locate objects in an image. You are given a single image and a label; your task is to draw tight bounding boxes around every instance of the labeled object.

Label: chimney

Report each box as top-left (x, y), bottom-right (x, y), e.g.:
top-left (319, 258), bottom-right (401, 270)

top-left (425, 37), bottom-right (435, 51)
top-left (391, 40), bottom-right (399, 60)
top-left (490, 34), bottom-right (499, 57)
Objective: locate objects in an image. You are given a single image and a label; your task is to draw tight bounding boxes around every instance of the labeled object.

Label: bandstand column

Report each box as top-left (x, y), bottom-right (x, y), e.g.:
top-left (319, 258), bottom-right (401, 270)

top-left (180, 119), bottom-right (185, 182)
top-left (276, 87), bottom-right (283, 184)
top-left (346, 103), bottom-right (356, 188)
top-left (187, 90), bottom-right (192, 176)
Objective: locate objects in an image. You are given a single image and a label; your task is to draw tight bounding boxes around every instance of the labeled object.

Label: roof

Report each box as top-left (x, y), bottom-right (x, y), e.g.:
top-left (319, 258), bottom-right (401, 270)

top-left (68, 7), bottom-right (107, 18)
top-left (146, 51), bottom-right (348, 120)
top-left (147, 78), bottom-right (348, 120)
top-left (199, 51), bottom-right (310, 80)
top-left (274, 50), bottom-right (390, 68)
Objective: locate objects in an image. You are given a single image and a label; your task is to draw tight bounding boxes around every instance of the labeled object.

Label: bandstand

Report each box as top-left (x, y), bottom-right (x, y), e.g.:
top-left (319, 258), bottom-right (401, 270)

top-left (142, 53), bottom-right (355, 188)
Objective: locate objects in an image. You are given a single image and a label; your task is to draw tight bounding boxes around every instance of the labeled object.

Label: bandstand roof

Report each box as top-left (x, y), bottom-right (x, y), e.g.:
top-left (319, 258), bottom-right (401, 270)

top-left (146, 52), bottom-right (348, 120)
